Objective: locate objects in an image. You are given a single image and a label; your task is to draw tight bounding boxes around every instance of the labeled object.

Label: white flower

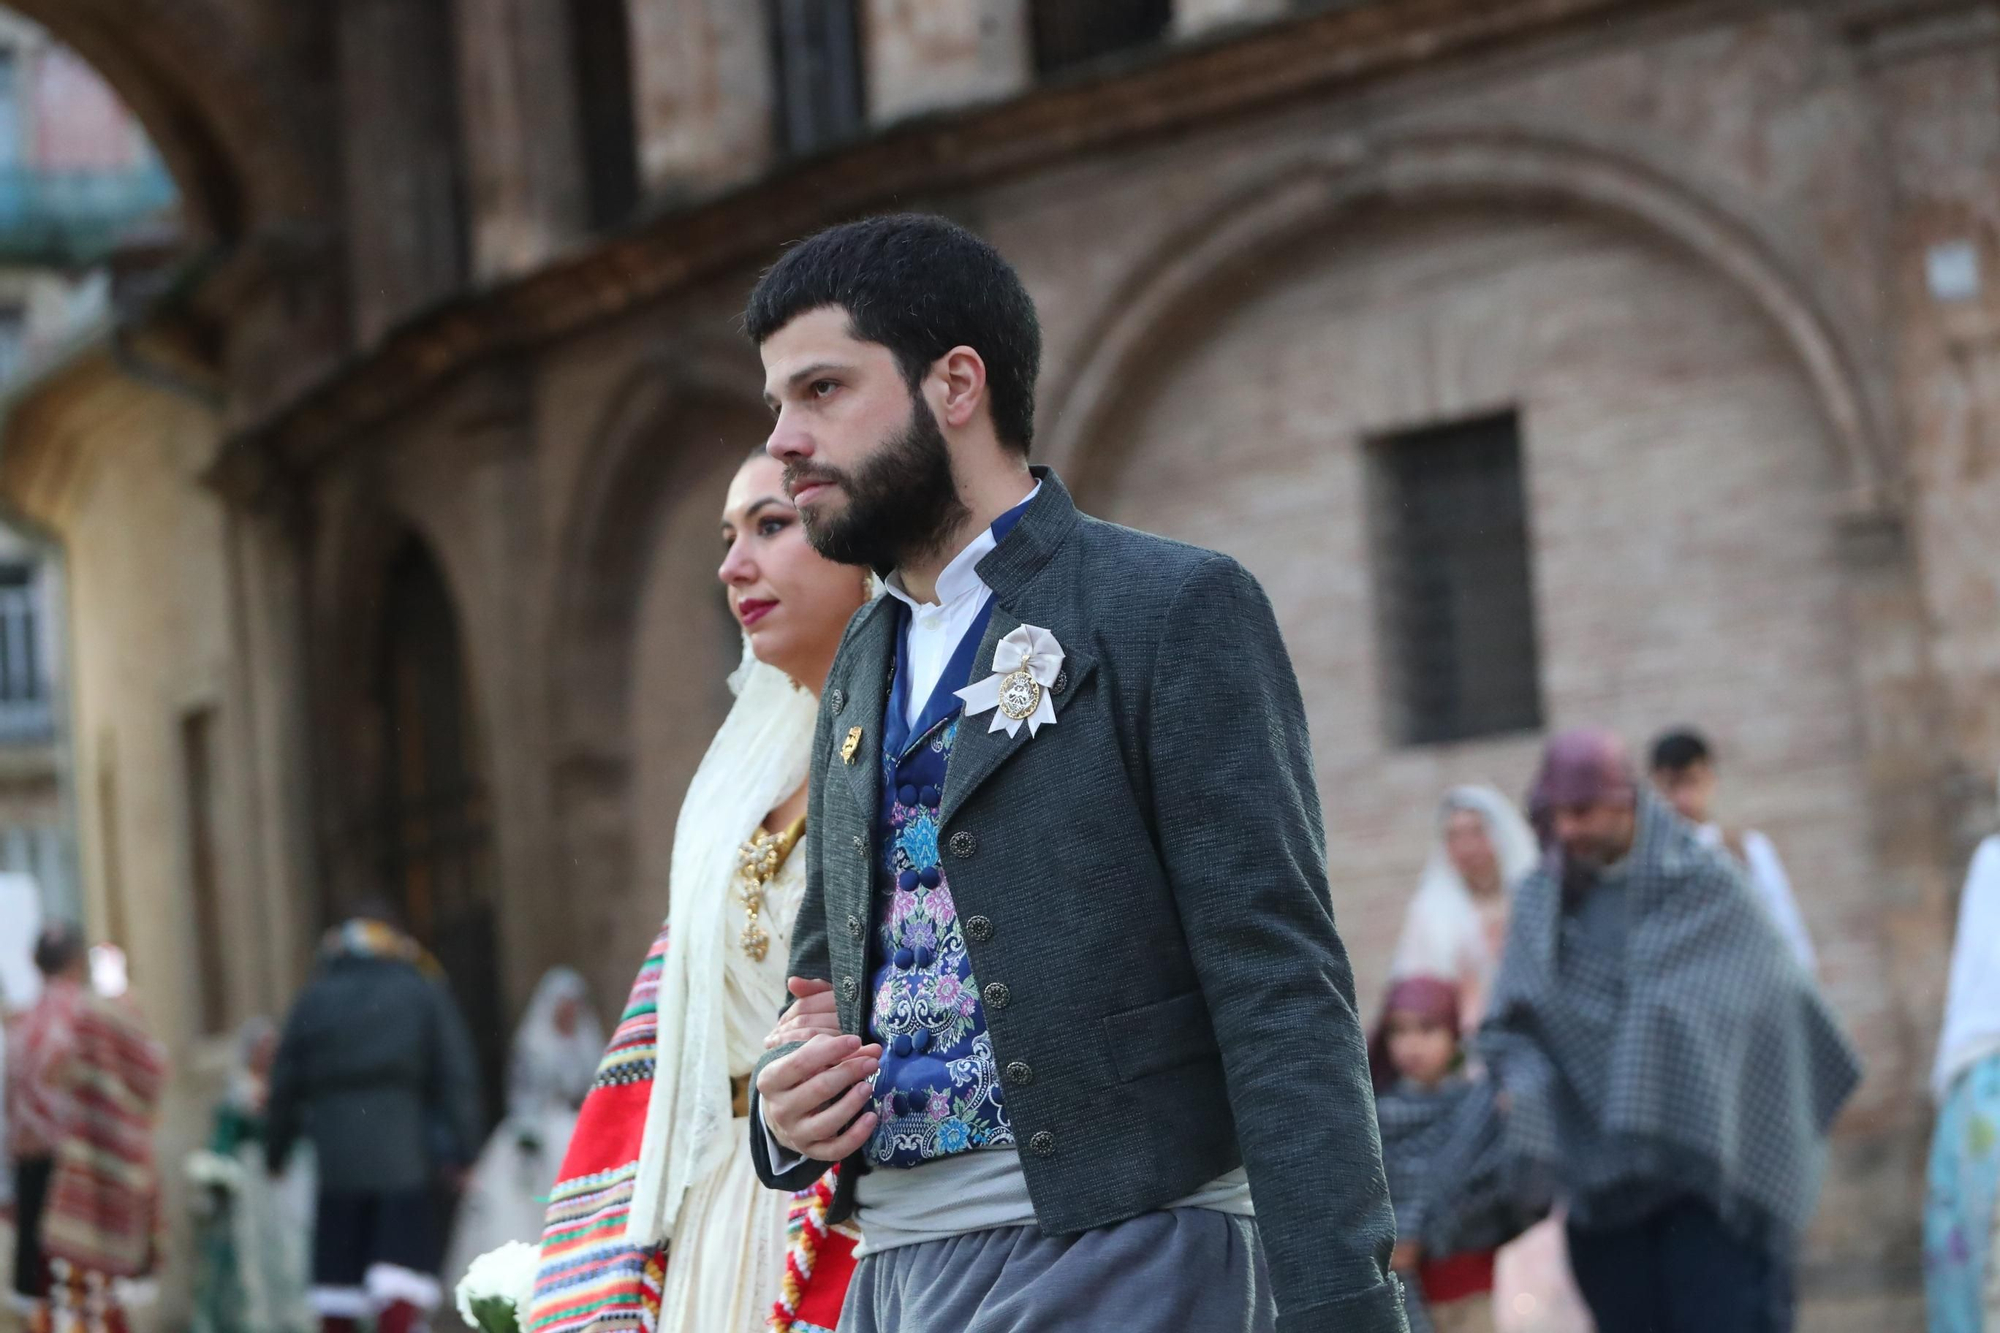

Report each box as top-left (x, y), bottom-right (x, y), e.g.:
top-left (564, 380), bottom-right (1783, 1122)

top-left (455, 1240), bottom-right (541, 1333)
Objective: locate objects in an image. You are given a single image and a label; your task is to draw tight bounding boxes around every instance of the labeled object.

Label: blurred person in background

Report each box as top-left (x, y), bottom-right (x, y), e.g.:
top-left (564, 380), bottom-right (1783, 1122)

top-left (526, 449), bottom-right (873, 1333)
top-left (1481, 729), bottom-right (1860, 1333)
top-left (1390, 787), bottom-right (1540, 1035)
top-left (1388, 787), bottom-right (1593, 1333)
top-left (442, 967), bottom-right (602, 1293)
top-left (21, 936), bottom-right (164, 1333)
top-left (267, 901), bottom-right (482, 1333)
top-left (1370, 976), bottom-right (1542, 1333)
top-left (7, 922), bottom-right (89, 1326)
top-left (1925, 784), bottom-right (2000, 1333)
top-left (1649, 727), bottom-right (1815, 974)
top-left (189, 1017), bottom-right (314, 1333)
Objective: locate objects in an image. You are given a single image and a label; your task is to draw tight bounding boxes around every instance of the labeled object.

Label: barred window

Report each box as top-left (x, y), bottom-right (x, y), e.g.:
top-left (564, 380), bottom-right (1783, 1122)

top-left (571, 0), bottom-right (639, 228)
top-left (770, 0), bottom-right (865, 157)
top-left (1031, 0), bottom-right (1171, 77)
top-left (1367, 412), bottom-right (1543, 746)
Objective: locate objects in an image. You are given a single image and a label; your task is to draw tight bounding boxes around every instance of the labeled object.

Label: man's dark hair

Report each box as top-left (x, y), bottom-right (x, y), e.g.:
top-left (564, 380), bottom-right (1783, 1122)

top-left (1650, 727), bottom-right (1713, 774)
top-left (33, 922), bottom-right (84, 978)
top-left (744, 214), bottom-right (1042, 455)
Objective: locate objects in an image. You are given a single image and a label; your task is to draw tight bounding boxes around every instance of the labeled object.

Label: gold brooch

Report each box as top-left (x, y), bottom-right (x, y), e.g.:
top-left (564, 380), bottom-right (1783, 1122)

top-left (997, 667), bottom-right (1043, 722)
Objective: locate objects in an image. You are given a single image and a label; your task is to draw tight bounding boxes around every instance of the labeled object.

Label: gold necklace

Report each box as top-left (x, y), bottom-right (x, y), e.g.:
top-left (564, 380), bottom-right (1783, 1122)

top-left (737, 816), bottom-right (806, 961)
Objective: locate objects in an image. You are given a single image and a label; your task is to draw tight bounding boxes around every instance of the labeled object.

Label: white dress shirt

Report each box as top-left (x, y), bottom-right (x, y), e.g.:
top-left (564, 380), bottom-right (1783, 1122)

top-left (881, 481), bottom-right (1039, 728)
top-left (1698, 822), bottom-right (1816, 973)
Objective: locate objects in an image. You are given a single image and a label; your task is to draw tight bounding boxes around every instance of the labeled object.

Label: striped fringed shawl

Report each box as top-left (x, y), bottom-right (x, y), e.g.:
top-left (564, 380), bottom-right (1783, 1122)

top-left (527, 924), bottom-right (856, 1333)
top-left (41, 992), bottom-right (165, 1278)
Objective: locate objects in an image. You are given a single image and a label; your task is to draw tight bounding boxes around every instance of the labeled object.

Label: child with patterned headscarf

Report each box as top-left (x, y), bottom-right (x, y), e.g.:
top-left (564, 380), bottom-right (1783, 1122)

top-left (1369, 977), bottom-right (1539, 1333)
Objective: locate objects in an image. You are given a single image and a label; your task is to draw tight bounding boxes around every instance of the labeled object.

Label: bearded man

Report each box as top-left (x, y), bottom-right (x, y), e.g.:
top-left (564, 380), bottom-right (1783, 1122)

top-left (1481, 729), bottom-right (1861, 1333)
top-left (741, 214), bottom-right (1408, 1333)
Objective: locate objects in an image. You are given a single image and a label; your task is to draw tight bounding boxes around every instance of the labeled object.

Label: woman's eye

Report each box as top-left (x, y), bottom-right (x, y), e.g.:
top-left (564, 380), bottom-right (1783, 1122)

top-left (759, 517), bottom-right (789, 537)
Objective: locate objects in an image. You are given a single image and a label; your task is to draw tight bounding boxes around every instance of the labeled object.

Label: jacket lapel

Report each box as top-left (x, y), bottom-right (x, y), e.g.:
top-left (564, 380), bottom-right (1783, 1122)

top-left (833, 599), bottom-right (896, 820)
top-left (937, 602), bottom-right (1096, 828)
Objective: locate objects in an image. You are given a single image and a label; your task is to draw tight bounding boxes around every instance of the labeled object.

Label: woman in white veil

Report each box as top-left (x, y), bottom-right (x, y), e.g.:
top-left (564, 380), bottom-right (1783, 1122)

top-left (443, 968), bottom-right (605, 1292)
top-left (1390, 785), bottom-right (1541, 1029)
top-left (526, 450), bottom-right (874, 1333)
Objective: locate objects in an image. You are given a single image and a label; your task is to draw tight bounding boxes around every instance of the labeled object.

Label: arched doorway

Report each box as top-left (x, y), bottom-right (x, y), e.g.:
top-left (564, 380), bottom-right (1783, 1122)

top-left (366, 532), bottom-right (502, 1119)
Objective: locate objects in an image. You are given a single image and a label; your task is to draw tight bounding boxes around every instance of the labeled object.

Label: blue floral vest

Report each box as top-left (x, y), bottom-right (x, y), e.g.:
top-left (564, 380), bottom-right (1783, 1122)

top-left (862, 504), bottom-right (1035, 1169)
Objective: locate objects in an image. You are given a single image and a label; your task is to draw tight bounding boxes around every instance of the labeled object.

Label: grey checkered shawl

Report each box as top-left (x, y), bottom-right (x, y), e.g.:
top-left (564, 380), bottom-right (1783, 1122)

top-left (1377, 1075), bottom-right (1541, 1257)
top-left (1477, 793), bottom-right (1861, 1256)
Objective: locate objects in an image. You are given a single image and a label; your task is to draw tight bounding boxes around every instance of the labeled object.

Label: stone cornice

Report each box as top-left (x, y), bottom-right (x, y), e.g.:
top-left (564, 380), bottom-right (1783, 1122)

top-left (217, 0), bottom-right (1688, 495)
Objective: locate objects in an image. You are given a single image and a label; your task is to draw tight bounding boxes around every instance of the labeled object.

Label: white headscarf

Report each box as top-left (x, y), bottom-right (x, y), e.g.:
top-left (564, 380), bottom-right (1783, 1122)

top-left (1933, 781), bottom-right (2000, 1101)
top-left (625, 649), bottom-right (821, 1247)
top-left (508, 966), bottom-right (606, 1123)
top-left (1389, 784), bottom-right (1541, 989)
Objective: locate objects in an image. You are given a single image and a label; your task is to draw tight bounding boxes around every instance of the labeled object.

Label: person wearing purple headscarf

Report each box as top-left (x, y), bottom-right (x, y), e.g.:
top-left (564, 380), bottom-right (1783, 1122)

top-left (1478, 729), bottom-right (1861, 1333)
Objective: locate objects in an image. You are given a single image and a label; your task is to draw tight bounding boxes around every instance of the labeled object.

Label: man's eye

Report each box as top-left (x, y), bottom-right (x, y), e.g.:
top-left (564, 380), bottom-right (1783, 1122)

top-left (811, 380), bottom-right (838, 398)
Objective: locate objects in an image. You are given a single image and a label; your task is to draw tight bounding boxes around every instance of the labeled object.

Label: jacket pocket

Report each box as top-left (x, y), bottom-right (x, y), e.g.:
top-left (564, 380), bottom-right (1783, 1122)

top-left (1102, 990), bottom-right (1221, 1083)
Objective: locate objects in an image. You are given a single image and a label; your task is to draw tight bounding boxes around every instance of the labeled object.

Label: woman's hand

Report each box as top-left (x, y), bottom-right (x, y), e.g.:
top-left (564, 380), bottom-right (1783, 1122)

top-left (765, 976), bottom-right (845, 1048)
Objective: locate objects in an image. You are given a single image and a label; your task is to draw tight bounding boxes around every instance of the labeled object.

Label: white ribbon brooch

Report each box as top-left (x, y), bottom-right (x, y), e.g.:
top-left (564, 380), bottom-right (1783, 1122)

top-left (955, 624), bottom-right (1064, 738)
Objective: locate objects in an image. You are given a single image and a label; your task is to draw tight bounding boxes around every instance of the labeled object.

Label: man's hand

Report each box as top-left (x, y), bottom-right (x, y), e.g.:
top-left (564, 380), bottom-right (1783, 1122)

top-left (765, 977), bottom-right (844, 1049)
top-left (758, 1032), bottom-right (881, 1162)
top-left (1389, 1241), bottom-right (1421, 1272)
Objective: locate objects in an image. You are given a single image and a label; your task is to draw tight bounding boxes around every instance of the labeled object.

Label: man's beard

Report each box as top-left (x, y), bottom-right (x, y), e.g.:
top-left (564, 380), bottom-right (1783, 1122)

top-left (786, 394), bottom-right (969, 573)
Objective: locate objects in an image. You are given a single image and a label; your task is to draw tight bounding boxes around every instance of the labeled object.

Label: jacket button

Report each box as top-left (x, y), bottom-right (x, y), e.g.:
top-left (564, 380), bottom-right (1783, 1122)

top-left (964, 915), bottom-right (993, 943)
top-left (1029, 1130), bottom-right (1056, 1159)
top-left (949, 831), bottom-right (978, 859)
top-left (840, 976), bottom-right (858, 1001)
top-left (982, 982), bottom-right (1010, 1009)
top-left (847, 915), bottom-right (864, 939)
top-left (1005, 1061), bottom-right (1033, 1086)
top-left (1051, 669), bottom-right (1069, 696)
top-left (831, 687), bottom-right (846, 712)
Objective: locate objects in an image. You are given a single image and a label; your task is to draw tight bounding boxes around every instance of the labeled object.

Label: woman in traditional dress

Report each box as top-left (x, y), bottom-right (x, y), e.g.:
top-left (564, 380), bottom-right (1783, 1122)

top-left (444, 968), bottom-right (605, 1292)
top-left (529, 450), bottom-right (873, 1333)
top-left (1925, 787), bottom-right (2000, 1333)
top-left (190, 1018), bottom-right (315, 1333)
top-left (1390, 786), bottom-right (1594, 1333)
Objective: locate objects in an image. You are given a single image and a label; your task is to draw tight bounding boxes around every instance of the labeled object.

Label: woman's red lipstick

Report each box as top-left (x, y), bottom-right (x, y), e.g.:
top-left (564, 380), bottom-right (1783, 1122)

top-left (738, 598), bottom-right (777, 628)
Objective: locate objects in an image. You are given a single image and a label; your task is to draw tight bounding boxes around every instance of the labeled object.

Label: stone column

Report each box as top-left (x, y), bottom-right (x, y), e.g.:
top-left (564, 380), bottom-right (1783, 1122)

top-left (628, 0), bottom-right (775, 194)
top-left (1173, 0), bottom-right (1289, 38)
top-left (336, 0), bottom-right (469, 344)
top-left (451, 0), bottom-right (590, 281)
top-left (863, 0), bottom-right (1030, 125)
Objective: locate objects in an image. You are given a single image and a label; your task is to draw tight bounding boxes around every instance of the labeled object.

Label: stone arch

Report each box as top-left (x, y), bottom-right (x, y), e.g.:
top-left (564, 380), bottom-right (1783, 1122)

top-left (1040, 129), bottom-right (1896, 517)
top-left (544, 347), bottom-right (771, 1008)
top-left (9, 0), bottom-right (330, 241)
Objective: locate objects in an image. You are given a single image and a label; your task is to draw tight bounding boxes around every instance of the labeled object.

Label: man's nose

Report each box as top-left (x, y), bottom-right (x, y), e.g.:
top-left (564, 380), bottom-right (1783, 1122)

top-left (767, 415), bottom-right (811, 465)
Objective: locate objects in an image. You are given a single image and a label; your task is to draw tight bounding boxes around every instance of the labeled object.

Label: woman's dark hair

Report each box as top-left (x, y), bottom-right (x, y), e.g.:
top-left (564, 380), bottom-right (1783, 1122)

top-left (743, 213), bottom-right (1043, 456)
top-left (33, 922), bottom-right (84, 978)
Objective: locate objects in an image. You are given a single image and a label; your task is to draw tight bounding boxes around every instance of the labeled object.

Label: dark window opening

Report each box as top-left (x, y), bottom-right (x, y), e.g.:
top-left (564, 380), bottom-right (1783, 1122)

top-left (769, 0), bottom-right (865, 157)
top-left (571, 0), bottom-right (640, 228)
top-left (369, 537), bottom-right (502, 1125)
top-left (181, 706), bottom-right (229, 1036)
top-left (1368, 411), bottom-right (1543, 747)
top-left (1031, 0), bottom-right (1172, 76)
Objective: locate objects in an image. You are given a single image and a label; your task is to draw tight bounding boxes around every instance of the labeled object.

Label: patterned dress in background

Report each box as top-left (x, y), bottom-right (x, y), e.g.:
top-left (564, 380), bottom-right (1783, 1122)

top-left (1925, 1052), bottom-right (2000, 1333)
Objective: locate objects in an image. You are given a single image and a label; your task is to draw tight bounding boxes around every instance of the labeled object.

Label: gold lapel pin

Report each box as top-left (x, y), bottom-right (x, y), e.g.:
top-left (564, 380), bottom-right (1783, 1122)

top-left (841, 726), bottom-right (864, 765)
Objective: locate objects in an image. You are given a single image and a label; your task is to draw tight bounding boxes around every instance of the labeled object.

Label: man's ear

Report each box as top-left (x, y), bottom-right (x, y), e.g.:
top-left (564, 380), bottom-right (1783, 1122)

top-left (935, 346), bottom-right (989, 430)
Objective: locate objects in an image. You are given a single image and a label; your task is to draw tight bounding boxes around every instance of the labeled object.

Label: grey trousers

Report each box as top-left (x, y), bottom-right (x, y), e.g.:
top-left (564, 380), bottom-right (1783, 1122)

top-left (839, 1208), bottom-right (1276, 1332)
